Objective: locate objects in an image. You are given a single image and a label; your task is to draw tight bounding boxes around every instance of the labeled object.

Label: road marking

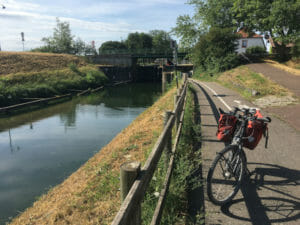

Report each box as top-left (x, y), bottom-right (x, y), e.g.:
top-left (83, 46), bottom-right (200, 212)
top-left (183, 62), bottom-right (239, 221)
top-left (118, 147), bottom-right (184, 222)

top-left (192, 80), bottom-right (260, 111)
top-left (197, 82), bottom-right (232, 111)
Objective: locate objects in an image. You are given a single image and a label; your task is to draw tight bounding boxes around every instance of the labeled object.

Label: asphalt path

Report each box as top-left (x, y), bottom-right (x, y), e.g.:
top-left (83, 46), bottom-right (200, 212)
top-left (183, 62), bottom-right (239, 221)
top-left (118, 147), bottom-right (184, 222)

top-left (190, 79), bottom-right (300, 225)
top-left (247, 63), bottom-right (300, 131)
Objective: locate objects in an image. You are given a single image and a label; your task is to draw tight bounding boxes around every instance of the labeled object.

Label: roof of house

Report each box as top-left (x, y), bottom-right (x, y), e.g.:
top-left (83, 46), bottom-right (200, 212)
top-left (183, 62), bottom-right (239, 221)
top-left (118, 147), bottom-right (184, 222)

top-left (237, 29), bottom-right (263, 38)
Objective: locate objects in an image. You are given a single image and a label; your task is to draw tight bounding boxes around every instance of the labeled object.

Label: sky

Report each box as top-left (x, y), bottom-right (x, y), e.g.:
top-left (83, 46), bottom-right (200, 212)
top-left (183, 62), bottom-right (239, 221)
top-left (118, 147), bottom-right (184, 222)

top-left (0, 0), bottom-right (194, 52)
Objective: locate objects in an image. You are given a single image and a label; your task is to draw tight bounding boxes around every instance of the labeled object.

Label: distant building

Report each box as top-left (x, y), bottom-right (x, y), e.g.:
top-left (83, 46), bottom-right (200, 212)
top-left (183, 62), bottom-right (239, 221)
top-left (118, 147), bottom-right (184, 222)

top-left (235, 29), bottom-right (266, 54)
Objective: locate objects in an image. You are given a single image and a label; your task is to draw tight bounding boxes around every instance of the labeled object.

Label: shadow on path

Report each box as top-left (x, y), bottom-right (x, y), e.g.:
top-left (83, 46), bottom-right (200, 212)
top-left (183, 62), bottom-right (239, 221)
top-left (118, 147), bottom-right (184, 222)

top-left (221, 163), bottom-right (300, 224)
top-left (191, 80), bottom-right (300, 224)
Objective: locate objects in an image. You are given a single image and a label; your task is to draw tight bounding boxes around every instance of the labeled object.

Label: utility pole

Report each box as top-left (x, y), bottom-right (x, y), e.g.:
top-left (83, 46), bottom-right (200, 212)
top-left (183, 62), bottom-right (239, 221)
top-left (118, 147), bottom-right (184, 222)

top-left (21, 32), bottom-right (25, 51)
top-left (0, 4), bottom-right (5, 51)
top-left (171, 40), bottom-right (178, 88)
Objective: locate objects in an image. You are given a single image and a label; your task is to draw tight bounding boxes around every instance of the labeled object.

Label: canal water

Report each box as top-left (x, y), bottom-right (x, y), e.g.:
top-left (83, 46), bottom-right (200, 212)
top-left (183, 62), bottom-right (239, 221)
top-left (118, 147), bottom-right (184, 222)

top-left (0, 83), bottom-right (161, 224)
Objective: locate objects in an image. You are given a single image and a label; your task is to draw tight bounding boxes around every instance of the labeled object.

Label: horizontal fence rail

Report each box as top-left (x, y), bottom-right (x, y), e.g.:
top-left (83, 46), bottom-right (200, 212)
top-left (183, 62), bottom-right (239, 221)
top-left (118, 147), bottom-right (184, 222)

top-left (111, 73), bottom-right (189, 225)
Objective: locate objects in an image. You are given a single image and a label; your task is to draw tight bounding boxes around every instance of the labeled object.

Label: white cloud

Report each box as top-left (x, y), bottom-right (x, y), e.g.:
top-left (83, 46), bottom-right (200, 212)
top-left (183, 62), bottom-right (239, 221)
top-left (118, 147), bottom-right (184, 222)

top-left (0, 0), bottom-right (193, 51)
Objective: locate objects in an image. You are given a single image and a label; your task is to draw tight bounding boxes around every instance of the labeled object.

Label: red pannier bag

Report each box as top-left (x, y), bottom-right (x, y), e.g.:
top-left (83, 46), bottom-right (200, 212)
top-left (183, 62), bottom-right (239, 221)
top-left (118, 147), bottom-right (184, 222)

top-left (216, 113), bottom-right (237, 142)
top-left (243, 110), bottom-right (268, 150)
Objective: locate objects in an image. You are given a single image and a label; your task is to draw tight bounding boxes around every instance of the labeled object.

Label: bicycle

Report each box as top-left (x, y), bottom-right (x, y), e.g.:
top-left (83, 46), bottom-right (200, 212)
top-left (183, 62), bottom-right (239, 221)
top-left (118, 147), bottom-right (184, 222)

top-left (206, 107), bottom-right (271, 205)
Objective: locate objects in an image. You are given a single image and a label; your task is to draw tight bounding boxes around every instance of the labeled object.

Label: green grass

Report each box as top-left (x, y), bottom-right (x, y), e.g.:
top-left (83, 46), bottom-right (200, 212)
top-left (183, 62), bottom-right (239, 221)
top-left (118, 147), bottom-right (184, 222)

top-left (141, 85), bottom-right (203, 225)
top-left (192, 68), bottom-right (221, 82)
top-left (0, 64), bottom-right (108, 107)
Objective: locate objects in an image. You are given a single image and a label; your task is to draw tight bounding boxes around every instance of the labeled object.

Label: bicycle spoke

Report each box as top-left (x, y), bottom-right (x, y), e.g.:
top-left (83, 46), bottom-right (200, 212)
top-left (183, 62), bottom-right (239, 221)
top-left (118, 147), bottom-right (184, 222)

top-left (207, 146), bottom-right (244, 205)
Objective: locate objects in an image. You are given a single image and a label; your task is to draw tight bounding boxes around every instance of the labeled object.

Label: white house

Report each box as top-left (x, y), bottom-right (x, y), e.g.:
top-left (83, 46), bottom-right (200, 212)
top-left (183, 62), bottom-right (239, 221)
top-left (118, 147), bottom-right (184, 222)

top-left (235, 29), bottom-right (266, 54)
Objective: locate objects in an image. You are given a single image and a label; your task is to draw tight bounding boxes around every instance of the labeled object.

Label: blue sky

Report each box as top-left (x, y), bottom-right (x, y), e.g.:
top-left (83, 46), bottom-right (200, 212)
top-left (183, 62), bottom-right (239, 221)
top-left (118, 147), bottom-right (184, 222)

top-left (0, 0), bottom-right (194, 51)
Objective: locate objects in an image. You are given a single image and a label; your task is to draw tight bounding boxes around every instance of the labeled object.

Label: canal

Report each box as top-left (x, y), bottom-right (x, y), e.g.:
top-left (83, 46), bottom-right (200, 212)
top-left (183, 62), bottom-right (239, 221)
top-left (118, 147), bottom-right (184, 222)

top-left (0, 83), bottom-right (161, 224)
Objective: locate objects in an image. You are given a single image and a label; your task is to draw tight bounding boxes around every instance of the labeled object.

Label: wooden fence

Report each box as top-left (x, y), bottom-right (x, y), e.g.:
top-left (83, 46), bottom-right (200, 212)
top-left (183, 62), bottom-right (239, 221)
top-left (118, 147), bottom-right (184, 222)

top-left (111, 74), bottom-right (189, 225)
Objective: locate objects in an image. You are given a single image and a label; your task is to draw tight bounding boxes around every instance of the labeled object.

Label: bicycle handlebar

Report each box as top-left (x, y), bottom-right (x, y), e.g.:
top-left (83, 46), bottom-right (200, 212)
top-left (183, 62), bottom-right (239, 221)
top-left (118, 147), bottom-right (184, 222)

top-left (219, 107), bottom-right (271, 123)
top-left (257, 117), bottom-right (271, 123)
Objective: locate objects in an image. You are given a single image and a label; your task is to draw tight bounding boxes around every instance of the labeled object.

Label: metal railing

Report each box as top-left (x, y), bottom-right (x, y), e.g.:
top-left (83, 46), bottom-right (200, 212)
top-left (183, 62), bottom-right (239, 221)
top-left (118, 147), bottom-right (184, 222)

top-left (98, 49), bottom-right (188, 58)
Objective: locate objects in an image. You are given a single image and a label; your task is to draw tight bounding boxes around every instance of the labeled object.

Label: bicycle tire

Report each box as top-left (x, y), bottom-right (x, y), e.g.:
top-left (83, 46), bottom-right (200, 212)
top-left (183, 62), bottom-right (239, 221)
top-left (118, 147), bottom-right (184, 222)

top-left (207, 145), bottom-right (246, 205)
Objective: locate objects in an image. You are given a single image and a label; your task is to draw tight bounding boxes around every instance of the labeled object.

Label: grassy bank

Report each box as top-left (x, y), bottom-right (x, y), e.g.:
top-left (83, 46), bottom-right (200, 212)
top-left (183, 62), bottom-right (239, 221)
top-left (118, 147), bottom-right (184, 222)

top-left (193, 65), bottom-right (291, 101)
top-left (0, 51), bottom-right (87, 75)
top-left (9, 86), bottom-right (177, 225)
top-left (0, 64), bottom-right (107, 107)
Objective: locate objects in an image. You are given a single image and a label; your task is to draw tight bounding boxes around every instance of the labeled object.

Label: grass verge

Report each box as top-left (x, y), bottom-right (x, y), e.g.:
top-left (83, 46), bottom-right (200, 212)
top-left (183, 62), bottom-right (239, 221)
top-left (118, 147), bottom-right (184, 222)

top-left (193, 66), bottom-right (291, 101)
top-left (142, 85), bottom-right (203, 225)
top-left (264, 58), bottom-right (300, 76)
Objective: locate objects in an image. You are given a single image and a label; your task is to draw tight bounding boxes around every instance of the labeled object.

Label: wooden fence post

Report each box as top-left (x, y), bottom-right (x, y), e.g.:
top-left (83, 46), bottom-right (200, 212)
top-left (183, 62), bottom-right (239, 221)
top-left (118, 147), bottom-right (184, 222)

top-left (162, 71), bottom-right (167, 93)
top-left (164, 111), bottom-right (173, 169)
top-left (120, 161), bottom-right (141, 225)
top-left (174, 95), bottom-right (180, 130)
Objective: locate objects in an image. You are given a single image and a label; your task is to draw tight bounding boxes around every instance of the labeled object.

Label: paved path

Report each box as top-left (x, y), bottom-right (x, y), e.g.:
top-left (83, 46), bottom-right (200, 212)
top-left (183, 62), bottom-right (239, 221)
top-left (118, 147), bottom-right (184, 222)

top-left (190, 79), bottom-right (300, 225)
top-left (247, 63), bottom-right (300, 131)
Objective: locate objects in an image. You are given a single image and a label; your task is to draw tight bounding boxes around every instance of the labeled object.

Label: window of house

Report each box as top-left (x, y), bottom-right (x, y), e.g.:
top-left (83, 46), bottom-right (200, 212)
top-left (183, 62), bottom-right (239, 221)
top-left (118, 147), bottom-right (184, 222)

top-left (242, 40), bottom-right (247, 48)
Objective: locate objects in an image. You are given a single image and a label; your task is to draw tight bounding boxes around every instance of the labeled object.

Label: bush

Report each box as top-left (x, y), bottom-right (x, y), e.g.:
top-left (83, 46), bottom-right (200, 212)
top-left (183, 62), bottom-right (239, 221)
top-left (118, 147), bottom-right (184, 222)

top-left (246, 46), bottom-right (266, 55)
top-left (68, 63), bottom-right (80, 74)
top-left (192, 27), bottom-right (239, 73)
top-left (291, 38), bottom-right (300, 58)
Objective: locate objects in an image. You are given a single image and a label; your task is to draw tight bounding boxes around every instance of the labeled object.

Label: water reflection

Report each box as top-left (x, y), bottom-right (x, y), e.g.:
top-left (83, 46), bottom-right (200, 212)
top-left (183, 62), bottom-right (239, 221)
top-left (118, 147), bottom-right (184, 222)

top-left (0, 83), bottom-right (161, 224)
top-left (8, 129), bottom-right (21, 153)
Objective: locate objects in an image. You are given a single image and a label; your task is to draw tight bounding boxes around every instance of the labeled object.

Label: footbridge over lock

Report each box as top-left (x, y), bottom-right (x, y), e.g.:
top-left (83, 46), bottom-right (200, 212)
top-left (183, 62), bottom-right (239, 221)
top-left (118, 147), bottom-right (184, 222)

top-left (88, 50), bottom-right (189, 67)
top-left (88, 50), bottom-right (193, 85)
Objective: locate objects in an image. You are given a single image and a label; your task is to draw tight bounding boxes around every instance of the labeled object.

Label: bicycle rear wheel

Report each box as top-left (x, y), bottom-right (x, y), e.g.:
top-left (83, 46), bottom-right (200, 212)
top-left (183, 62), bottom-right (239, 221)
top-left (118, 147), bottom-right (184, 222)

top-left (207, 145), bottom-right (245, 205)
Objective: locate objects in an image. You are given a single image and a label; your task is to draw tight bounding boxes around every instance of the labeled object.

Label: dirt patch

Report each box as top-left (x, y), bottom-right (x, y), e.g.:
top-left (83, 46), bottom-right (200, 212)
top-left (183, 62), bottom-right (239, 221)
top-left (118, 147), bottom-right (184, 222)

top-left (253, 95), bottom-right (298, 108)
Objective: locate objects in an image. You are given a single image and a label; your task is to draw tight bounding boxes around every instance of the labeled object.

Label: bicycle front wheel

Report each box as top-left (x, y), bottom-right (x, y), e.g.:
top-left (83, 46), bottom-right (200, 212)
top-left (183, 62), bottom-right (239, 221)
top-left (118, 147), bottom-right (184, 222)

top-left (207, 145), bottom-right (245, 205)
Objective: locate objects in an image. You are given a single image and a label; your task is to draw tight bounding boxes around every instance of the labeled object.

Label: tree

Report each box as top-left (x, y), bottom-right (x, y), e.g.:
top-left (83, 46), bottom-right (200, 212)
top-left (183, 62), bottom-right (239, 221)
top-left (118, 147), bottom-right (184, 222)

top-left (172, 0), bottom-right (236, 50)
top-left (189, 0), bottom-right (235, 29)
top-left (33, 18), bottom-right (96, 55)
top-left (192, 27), bottom-right (239, 72)
top-left (232, 0), bottom-right (300, 59)
top-left (172, 15), bottom-right (201, 50)
top-left (125, 32), bottom-right (153, 50)
top-left (149, 30), bottom-right (173, 53)
top-left (84, 43), bottom-right (97, 56)
top-left (73, 38), bottom-right (86, 55)
top-left (139, 33), bottom-right (153, 49)
top-left (42, 18), bottom-right (74, 54)
top-left (99, 41), bottom-right (127, 53)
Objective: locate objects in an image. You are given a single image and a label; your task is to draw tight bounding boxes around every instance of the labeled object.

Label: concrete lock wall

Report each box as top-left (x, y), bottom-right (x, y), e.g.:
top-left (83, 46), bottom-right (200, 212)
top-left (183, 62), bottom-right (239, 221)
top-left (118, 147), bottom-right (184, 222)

top-left (90, 55), bottom-right (133, 67)
top-left (98, 65), bottom-right (162, 84)
top-left (99, 66), bottom-right (132, 83)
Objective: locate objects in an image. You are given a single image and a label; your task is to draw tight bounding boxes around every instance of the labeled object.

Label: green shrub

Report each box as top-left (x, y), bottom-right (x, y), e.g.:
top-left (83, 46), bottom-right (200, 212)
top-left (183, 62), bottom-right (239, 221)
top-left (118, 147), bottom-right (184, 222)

top-left (68, 63), bottom-right (80, 74)
top-left (291, 38), bottom-right (300, 58)
top-left (246, 46), bottom-right (266, 54)
top-left (192, 27), bottom-right (239, 73)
